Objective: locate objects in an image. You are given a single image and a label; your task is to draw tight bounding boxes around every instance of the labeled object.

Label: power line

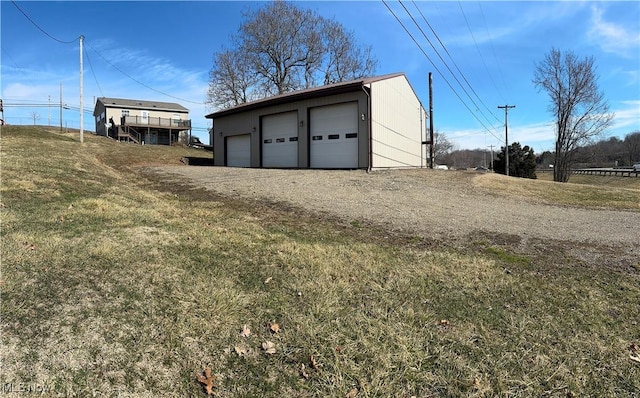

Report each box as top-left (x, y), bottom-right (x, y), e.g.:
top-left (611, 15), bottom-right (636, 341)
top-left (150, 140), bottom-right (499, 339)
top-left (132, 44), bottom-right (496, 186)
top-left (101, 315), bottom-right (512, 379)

top-left (10, 0), bottom-right (78, 44)
top-left (457, 1), bottom-right (504, 112)
top-left (410, 0), bottom-right (502, 125)
top-left (84, 38), bottom-right (204, 106)
top-left (477, 2), bottom-right (511, 102)
top-left (382, 0), bottom-right (501, 142)
top-left (84, 47), bottom-right (104, 97)
top-left (404, 0), bottom-right (502, 131)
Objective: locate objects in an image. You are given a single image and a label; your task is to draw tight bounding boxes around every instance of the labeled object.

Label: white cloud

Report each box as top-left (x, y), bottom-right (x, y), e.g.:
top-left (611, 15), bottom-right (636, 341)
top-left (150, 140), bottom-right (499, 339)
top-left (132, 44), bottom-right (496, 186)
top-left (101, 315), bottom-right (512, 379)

top-left (588, 6), bottom-right (640, 57)
top-left (611, 100), bottom-right (640, 133)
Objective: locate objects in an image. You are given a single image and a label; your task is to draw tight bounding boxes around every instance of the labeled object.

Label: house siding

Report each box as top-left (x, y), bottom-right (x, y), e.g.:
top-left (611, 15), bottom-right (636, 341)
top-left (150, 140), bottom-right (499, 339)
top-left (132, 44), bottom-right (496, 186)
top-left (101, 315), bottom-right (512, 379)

top-left (369, 75), bottom-right (426, 169)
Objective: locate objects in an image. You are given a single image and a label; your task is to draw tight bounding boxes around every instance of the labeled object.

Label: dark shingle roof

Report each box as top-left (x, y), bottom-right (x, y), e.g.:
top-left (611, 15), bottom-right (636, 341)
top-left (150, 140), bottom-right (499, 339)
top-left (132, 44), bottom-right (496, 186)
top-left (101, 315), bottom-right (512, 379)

top-left (96, 97), bottom-right (189, 113)
top-left (206, 72), bottom-right (407, 119)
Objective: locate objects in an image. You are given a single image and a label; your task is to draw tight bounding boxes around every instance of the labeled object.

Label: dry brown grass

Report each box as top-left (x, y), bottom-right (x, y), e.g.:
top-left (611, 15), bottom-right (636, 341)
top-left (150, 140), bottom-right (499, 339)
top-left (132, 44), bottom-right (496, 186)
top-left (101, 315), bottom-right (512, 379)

top-left (1, 126), bottom-right (639, 397)
top-left (474, 172), bottom-right (640, 210)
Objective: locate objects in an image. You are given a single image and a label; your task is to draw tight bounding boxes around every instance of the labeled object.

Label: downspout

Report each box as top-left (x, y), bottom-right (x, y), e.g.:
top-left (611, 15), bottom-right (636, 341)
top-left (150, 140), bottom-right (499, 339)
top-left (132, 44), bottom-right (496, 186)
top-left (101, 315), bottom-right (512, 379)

top-left (362, 84), bottom-right (372, 172)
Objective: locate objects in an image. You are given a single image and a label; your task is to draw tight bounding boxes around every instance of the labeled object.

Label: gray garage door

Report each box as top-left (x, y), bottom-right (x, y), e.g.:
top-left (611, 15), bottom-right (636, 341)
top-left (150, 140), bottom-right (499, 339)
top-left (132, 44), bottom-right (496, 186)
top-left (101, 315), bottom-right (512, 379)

top-left (262, 112), bottom-right (298, 168)
top-left (310, 102), bottom-right (359, 169)
top-left (226, 134), bottom-right (251, 167)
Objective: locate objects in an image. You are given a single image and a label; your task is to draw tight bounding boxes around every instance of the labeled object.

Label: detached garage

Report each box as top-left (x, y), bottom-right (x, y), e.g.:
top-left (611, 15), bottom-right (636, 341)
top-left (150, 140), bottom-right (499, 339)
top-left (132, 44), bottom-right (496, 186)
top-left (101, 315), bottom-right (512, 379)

top-left (207, 73), bottom-right (428, 170)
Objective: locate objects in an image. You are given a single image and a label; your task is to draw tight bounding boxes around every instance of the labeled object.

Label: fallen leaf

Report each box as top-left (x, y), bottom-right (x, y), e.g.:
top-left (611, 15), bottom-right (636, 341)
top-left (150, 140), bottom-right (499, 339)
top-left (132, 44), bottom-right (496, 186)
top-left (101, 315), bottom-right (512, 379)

top-left (299, 363), bottom-right (309, 379)
top-left (60, 215), bottom-right (65, 223)
top-left (241, 324), bottom-right (251, 337)
top-left (310, 355), bottom-right (319, 369)
top-left (270, 323), bottom-right (280, 334)
top-left (438, 319), bottom-right (450, 327)
top-left (262, 341), bottom-right (276, 354)
top-left (264, 277), bottom-right (273, 284)
top-left (346, 388), bottom-right (358, 398)
top-left (196, 367), bottom-right (215, 396)
top-left (234, 345), bottom-right (251, 357)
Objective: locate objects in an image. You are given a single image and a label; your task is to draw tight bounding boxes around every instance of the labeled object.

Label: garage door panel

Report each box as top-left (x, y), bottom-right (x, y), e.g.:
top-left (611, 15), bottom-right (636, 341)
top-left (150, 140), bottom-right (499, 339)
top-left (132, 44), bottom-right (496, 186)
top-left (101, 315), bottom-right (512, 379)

top-left (262, 112), bottom-right (298, 168)
top-left (310, 103), bottom-right (358, 169)
top-left (226, 134), bottom-right (251, 167)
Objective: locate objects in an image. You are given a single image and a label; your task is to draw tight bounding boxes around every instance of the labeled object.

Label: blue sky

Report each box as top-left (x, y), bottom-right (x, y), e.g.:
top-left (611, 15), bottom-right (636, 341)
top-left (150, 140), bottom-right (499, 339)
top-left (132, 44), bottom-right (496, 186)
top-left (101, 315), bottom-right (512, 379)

top-left (2, 1), bottom-right (639, 152)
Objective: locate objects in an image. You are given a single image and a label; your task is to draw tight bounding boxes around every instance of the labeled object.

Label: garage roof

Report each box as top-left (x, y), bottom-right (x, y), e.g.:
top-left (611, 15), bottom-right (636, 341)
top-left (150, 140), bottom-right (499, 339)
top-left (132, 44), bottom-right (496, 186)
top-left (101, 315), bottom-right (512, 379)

top-left (206, 72), bottom-right (407, 119)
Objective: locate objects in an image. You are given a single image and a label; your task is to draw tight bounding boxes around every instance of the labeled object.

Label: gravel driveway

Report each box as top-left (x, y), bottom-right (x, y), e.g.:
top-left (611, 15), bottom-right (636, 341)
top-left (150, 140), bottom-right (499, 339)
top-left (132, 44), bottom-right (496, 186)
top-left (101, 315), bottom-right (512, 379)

top-left (148, 167), bottom-right (639, 267)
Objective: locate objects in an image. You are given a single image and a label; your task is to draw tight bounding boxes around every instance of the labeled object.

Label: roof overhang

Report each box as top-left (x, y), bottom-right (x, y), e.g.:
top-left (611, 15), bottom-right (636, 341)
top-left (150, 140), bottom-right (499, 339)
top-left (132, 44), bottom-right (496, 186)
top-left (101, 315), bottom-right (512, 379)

top-left (206, 72), bottom-right (406, 119)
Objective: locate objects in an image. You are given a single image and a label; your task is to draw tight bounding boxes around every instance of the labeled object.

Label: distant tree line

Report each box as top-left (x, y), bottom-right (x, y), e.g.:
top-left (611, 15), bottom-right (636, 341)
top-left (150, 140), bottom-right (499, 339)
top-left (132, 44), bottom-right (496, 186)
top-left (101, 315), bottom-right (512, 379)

top-left (436, 130), bottom-right (639, 173)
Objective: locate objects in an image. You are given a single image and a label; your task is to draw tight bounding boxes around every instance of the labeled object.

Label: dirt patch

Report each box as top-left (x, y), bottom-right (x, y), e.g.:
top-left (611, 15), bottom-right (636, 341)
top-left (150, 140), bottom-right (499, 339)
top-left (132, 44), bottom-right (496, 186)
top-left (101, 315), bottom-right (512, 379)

top-left (144, 167), bottom-right (639, 270)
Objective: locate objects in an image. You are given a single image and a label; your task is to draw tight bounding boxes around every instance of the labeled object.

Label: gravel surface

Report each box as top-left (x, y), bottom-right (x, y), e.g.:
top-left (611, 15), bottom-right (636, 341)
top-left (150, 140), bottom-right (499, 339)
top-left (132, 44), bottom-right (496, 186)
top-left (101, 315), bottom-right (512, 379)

top-left (148, 167), bottom-right (639, 267)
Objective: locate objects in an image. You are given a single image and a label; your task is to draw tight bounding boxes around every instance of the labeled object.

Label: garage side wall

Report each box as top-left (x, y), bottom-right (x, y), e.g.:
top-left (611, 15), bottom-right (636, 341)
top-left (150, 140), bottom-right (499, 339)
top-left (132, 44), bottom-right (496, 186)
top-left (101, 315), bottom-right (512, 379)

top-left (370, 76), bottom-right (425, 169)
top-left (212, 91), bottom-right (369, 168)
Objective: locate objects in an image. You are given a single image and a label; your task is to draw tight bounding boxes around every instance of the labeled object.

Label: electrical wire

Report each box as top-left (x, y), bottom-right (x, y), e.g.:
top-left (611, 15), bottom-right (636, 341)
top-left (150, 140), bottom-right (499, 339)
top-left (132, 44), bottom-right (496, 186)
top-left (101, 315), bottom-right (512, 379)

top-left (410, 0), bottom-right (502, 125)
top-left (477, 2), bottom-right (511, 102)
top-left (2, 47), bottom-right (20, 68)
top-left (10, 0), bottom-right (78, 44)
top-left (457, 1), bottom-right (504, 113)
top-left (399, 0), bottom-right (501, 135)
top-left (382, 0), bottom-right (502, 142)
top-left (84, 38), bottom-right (204, 106)
top-left (84, 47), bottom-right (104, 98)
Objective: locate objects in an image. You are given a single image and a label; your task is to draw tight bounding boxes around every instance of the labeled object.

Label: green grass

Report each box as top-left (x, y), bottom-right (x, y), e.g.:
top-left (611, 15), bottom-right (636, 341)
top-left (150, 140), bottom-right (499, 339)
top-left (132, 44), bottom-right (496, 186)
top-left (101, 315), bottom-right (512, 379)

top-left (2, 126), bottom-right (639, 397)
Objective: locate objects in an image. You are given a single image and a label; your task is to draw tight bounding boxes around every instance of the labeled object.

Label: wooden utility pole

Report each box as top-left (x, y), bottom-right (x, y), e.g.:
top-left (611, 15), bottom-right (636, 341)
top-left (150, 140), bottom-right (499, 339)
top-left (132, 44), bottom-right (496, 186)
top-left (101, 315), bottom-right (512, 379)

top-left (79, 35), bottom-right (84, 143)
top-left (59, 83), bottom-right (63, 131)
top-left (429, 72), bottom-right (434, 169)
top-left (498, 105), bottom-right (515, 176)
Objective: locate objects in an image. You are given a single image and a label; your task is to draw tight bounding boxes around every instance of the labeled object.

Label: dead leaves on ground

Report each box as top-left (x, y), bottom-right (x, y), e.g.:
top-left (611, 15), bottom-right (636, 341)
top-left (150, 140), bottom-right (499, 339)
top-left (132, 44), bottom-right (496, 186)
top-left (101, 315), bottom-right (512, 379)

top-left (262, 341), bottom-right (277, 354)
top-left (630, 343), bottom-right (640, 364)
top-left (240, 324), bottom-right (251, 338)
top-left (196, 367), bottom-right (216, 396)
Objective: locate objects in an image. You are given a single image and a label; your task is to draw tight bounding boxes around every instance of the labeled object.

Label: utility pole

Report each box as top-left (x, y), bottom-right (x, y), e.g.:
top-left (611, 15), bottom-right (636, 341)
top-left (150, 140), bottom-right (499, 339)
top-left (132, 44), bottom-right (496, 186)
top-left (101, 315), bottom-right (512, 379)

top-left (428, 72), bottom-right (434, 169)
top-left (498, 105), bottom-right (515, 176)
top-left (59, 83), bottom-right (63, 131)
top-left (488, 145), bottom-right (495, 171)
top-left (79, 35), bottom-right (84, 143)
top-left (48, 95), bottom-right (51, 126)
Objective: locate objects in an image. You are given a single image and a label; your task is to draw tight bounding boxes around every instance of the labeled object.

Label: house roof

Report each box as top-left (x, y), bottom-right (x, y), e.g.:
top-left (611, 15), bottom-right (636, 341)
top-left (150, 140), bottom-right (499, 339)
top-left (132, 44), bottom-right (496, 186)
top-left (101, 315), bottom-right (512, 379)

top-left (95, 97), bottom-right (189, 115)
top-left (206, 72), bottom-right (408, 119)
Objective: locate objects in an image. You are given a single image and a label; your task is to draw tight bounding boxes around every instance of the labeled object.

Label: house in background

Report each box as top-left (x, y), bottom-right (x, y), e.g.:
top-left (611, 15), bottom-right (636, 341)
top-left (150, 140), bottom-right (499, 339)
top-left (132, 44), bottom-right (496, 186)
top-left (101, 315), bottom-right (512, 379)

top-left (93, 97), bottom-right (191, 145)
top-left (206, 73), bottom-right (428, 170)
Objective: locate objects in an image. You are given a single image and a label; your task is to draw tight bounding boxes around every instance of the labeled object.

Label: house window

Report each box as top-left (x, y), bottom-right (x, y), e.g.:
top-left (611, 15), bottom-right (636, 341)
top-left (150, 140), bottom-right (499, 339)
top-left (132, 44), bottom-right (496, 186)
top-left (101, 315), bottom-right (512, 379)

top-left (121, 110), bottom-right (130, 117)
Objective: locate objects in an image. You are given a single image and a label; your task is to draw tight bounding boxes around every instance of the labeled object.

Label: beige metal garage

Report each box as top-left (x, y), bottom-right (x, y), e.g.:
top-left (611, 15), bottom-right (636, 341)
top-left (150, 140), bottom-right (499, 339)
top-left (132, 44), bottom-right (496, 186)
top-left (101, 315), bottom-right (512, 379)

top-left (206, 72), bottom-right (428, 170)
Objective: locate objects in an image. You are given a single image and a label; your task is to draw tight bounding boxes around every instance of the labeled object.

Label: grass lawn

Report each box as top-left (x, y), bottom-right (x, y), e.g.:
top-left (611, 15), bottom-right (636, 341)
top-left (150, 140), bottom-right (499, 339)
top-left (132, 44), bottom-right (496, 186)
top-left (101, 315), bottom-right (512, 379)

top-left (2, 126), bottom-right (639, 397)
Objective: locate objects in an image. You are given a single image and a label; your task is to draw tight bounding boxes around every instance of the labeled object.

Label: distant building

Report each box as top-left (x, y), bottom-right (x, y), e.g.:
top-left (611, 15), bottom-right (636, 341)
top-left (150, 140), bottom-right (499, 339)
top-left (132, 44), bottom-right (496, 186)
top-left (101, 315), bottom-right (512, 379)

top-left (206, 73), bottom-right (428, 169)
top-left (93, 97), bottom-right (191, 145)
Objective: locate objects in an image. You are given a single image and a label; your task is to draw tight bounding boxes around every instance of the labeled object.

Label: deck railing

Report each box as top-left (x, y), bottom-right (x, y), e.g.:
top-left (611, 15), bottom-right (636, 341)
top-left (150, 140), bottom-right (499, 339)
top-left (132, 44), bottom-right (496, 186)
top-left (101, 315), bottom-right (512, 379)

top-left (121, 116), bottom-right (191, 129)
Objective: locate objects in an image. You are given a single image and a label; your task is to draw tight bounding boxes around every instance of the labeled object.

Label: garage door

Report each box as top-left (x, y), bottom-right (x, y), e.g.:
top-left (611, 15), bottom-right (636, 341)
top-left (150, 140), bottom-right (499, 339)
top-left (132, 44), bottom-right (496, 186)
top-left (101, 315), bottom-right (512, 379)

top-left (226, 134), bottom-right (251, 167)
top-left (310, 102), bottom-right (358, 169)
top-left (262, 112), bottom-right (298, 168)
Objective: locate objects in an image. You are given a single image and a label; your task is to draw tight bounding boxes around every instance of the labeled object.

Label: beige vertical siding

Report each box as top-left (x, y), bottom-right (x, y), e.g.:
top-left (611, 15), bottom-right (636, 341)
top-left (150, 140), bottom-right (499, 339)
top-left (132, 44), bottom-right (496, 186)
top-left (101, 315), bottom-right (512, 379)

top-left (369, 76), bottom-right (425, 169)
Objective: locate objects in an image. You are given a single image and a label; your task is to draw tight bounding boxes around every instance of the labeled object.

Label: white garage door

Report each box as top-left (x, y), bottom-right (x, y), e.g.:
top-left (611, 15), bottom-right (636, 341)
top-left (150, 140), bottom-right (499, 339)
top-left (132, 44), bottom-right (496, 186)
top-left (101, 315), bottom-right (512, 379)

top-left (310, 102), bottom-right (359, 169)
top-left (262, 112), bottom-right (298, 168)
top-left (226, 134), bottom-right (251, 167)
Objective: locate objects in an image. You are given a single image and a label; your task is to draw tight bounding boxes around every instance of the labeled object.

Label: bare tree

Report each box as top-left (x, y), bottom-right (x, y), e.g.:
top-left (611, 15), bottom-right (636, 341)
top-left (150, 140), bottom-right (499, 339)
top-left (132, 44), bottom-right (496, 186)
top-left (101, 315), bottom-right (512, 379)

top-left (207, 49), bottom-right (257, 109)
top-left (432, 131), bottom-right (453, 165)
top-left (207, 1), bottom-right (377, 109)
top-left (624, 131), bottom-right (640, 165)
top-left (321, 19), bottom-right (377, 85)
top-left (30, 111), bottom-right (40, 125)
top-left (533, 48), bottom-right (613, 182)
